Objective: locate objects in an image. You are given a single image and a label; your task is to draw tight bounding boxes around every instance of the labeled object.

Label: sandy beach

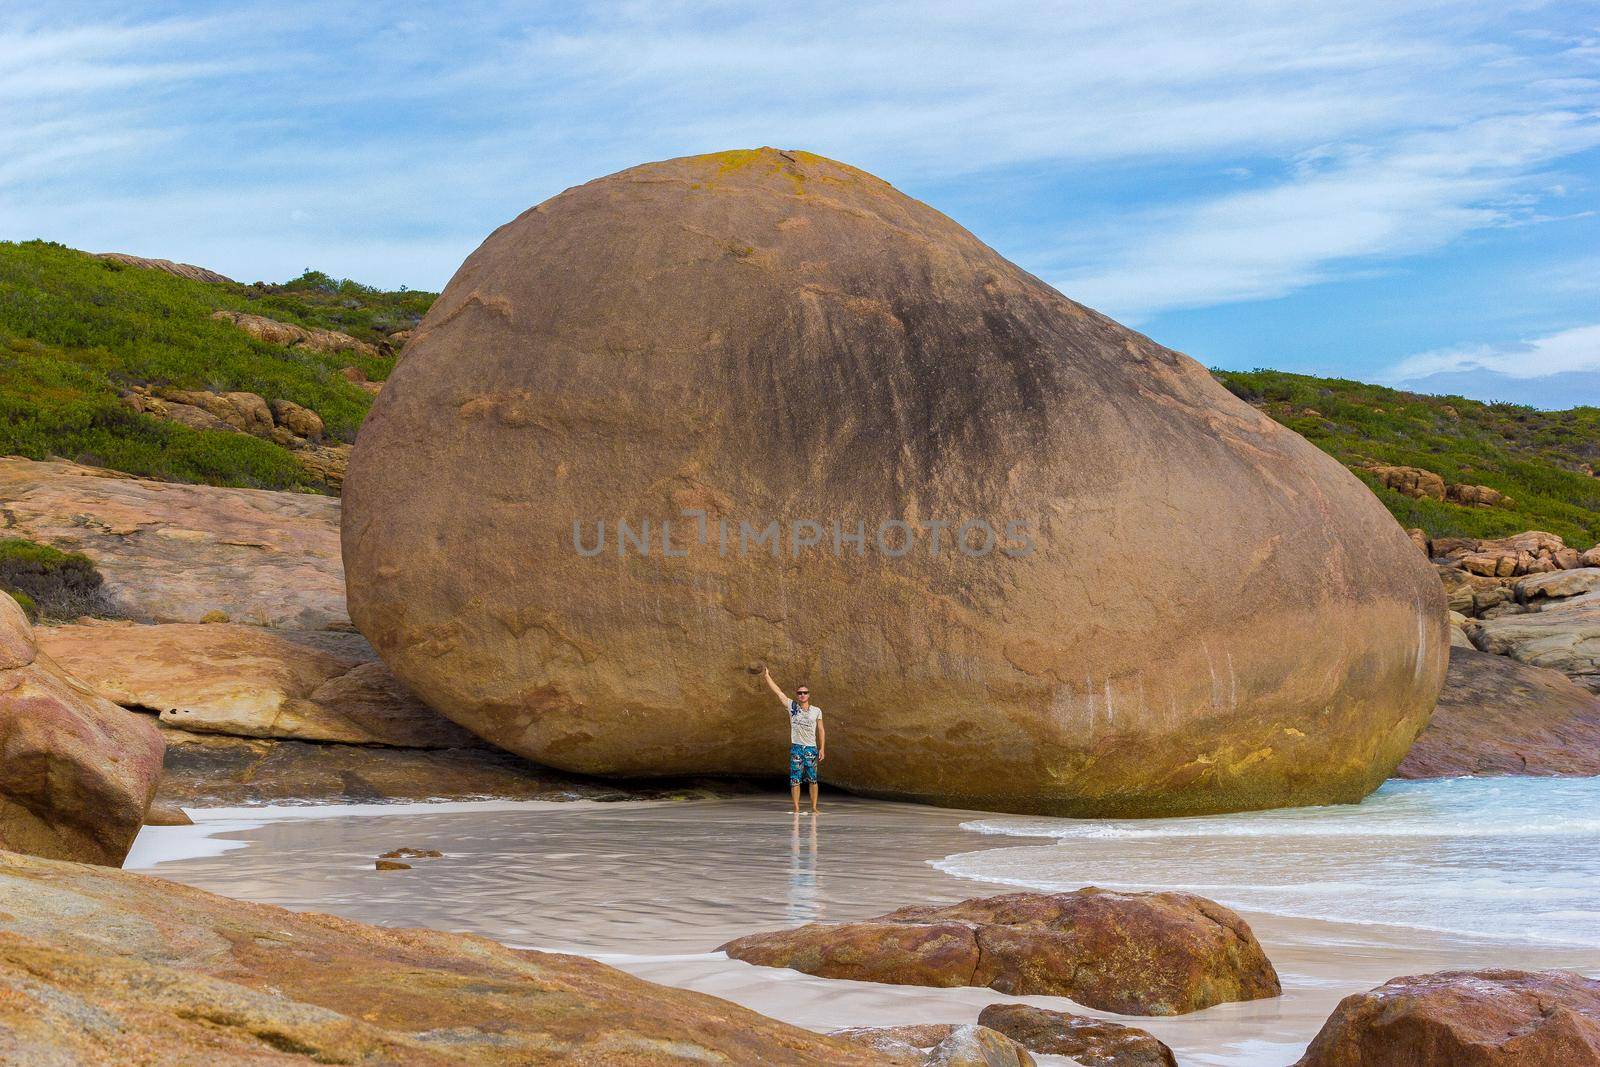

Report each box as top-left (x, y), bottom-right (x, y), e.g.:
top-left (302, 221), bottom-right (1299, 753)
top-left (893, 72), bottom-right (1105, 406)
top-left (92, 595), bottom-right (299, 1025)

top-left (128, 776), bottom-right (1600, 1066)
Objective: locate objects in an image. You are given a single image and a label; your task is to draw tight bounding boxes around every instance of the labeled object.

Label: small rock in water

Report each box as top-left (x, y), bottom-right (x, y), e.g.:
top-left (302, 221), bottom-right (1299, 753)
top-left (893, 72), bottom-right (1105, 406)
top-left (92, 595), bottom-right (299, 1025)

top-left (143, 802), bottom-right (193, 827)
top-left (379, 847), bottom-right (443, 859)
top-left (977, 1003), bottom-right (1176, 1066)
top-left (374, 859), bottom-right (411, 871)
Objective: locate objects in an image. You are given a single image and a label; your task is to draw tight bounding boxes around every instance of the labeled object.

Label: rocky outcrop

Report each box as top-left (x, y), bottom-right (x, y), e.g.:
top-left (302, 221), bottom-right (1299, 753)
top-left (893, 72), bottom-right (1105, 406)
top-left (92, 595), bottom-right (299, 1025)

top-left (37, 621), bottom-right (477, 747)
top-left (1435, 531), bottom-right (1579, 578)
top-left (1294, 969), bottom-right (1600, 1066)
top-left (125, 386), bottom-right (344, 486)
top-left (976, 1003), bottom-right (1176, 1067)
top-left (1367, 465), bottom-right (1445, 501)
top-left (0, 848), bottom-right (892, 1065)
top-left (1436, 564), bottom-right (1516, 618)
top-left (0, 594), bottom-right (163, 865)
top-left (210, 308), bottom-right (378, 357)
top-left (95, 252), bottom-right (233, 285)
top-left (1444, 482), bottom-right (1511, 508)
top-left (719, 888), bottom-right (1280, 1016)
top-left (344, 147), bottom-right (1446, 817)
top-left (0, 457), bottom-right (347, 628)
top-left (1466, 591), bottom-right (1600, 692)
top-left (154, 729), bottom-right (758, 807)
top-left (1395, 647), bottom-right (1600, 778)
top-left (339, 365), bottom-right (384, 396)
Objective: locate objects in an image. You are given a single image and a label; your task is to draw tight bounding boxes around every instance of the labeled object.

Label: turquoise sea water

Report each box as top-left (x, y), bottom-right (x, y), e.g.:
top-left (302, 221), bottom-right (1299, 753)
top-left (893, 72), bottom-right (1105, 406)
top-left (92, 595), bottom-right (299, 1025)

top-left (939, 776), bottom-right (1600, 948)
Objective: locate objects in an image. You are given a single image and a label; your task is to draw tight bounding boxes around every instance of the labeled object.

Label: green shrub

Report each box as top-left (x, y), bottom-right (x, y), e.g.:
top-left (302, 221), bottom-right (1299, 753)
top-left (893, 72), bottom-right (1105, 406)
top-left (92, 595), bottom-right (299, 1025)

top-left (0, 538), bottom-right (105, 620)
top-left (1215, 368), bottom-right (1600, 546)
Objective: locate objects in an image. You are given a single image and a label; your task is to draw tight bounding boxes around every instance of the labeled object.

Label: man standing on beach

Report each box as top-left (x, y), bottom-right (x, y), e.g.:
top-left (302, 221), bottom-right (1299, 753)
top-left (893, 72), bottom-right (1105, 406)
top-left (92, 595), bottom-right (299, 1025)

top-left (762, 667), bottom-right (825, 814)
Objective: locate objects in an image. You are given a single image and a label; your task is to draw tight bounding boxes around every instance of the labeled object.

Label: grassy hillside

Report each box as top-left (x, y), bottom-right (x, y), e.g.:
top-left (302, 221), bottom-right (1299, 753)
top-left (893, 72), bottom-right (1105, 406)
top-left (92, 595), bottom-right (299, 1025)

top-left (1, 240), bottom-right (1596, 544)
top-left (0, 240), bottom-right (430, 491)
top-left (1216, 369), bottom-right (1600, 546)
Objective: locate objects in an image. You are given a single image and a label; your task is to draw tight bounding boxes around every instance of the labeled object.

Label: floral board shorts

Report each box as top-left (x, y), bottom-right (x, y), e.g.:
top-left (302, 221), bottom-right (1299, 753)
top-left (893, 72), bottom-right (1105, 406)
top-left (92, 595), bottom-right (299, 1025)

top-left (789, 744), bottom-right (819, 785)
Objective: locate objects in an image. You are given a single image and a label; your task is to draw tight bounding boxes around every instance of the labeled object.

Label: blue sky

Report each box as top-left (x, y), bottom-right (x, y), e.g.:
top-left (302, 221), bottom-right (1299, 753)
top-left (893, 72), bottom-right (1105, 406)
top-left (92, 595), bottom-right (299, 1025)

top-left (5, 2), bottom-right (1599, 403)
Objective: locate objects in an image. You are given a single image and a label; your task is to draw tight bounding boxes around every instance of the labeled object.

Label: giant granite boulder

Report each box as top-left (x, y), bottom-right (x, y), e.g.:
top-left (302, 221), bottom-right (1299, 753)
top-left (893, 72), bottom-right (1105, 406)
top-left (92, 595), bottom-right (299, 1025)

top-left (343, 147), bottom-right (1447, 816)
top-left (0, 594), bottom-right (163, 865)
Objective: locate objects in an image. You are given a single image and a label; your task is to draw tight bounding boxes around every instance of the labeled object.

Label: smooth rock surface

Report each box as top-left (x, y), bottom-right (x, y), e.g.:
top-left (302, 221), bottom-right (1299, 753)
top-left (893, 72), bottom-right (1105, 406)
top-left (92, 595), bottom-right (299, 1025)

top-left (1396, 647), bottom-right (1600, 778)
top-left (0, 848), bottom-right (893, 1065)
top-left (0, 457), bottom-right (347, 628)
top-left (1293, 969), bottom-right (1600, 1066)
top-left (719, 888), bottom-right (1280, 1015)
top-left (153, 729), bottom-right (760, 807)
top-left (977, 1003), bottom-right (1177, 1067)
top-left (0, 594), bottom-right (163, 865)
top-left (1467, 591), bottom-right (1600, 692)
top-left (344, 147), bottom-right (1446, 817)
top-left (38, 620), bottom-right (476, 747)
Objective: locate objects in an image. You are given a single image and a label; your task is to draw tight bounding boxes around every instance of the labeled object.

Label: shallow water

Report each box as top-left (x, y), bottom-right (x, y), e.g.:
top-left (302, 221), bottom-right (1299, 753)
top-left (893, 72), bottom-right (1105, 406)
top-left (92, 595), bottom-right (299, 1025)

top-left (130, 777), bottom-right (1600, 1066)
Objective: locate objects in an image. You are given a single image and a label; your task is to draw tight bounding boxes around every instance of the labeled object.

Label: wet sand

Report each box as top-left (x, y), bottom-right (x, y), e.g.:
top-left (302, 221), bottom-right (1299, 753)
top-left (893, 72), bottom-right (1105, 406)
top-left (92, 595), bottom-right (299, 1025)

top-left (129, 788), bottom-right (1600, 1066)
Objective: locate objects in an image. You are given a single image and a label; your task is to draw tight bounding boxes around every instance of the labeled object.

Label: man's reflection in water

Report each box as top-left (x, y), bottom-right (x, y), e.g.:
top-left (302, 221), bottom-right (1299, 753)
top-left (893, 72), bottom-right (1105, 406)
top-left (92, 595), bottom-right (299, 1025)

top-left (786, 812), bottom-right (822, 923)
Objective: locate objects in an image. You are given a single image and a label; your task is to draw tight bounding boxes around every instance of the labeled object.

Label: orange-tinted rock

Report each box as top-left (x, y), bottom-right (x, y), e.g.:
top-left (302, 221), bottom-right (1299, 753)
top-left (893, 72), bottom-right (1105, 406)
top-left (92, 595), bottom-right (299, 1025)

top-left (1444, 483), bottom-right (1510, 508)
top-left (210, 309), bottom-right (378, 357)
top-left (1367, 465), bottom-right (1445, 501)
top-left (95, 252), bottom-right (233, 284)
top-left (0, 457), bottom-right (347, 628)
top-left (719, 888), bottom-right (1280, 1016)
top-left (1395, 647), bottom-right (1600, 778)
top-left (977, 1003), bottom-right (1176, 1067)
top-left (38, 621), bottom-right (476, 748)
top-left (344, 148), bottom-right (1446, 817)
top-left (0, 848), bottom-right (892, 1065)
top-left (1294, 969), bottom-right (1600, 1066)
top-left (832, 1023), bottom-right (1035, 1066)
top-left (0, 594), bottom-right (163, 866)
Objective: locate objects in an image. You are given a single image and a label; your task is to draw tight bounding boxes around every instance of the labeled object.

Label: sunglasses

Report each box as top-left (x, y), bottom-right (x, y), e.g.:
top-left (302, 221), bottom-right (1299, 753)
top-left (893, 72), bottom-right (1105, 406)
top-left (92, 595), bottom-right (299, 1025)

top-left (797, 690), bottom-right (809, 696)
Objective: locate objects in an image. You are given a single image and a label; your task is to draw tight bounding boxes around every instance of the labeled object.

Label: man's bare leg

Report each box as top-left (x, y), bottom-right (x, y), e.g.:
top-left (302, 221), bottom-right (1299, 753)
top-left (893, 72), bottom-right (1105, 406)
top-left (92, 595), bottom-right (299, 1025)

top-left (791, 783), bottom-right (801, 814)
top-left (809, 781), bottom-right (820, 813)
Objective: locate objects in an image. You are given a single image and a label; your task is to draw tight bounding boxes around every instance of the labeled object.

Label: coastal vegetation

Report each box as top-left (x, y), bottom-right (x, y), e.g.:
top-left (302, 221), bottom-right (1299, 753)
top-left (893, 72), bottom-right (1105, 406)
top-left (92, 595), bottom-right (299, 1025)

top-left (0, 537), bottom-right (104, 621)
top-left (1217, 369), bottom-right (1600, 545)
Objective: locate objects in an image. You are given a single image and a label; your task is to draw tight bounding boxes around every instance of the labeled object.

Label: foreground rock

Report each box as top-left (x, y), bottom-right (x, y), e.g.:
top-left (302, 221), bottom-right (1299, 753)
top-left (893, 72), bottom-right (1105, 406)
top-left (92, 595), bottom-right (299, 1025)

top-left (154, 729), bottom-right (760, 807)
top-left (719, 888), bottom-right (1279, 1015)
top-left (39, 620), bottom-right (477, 747)
top-left (345, 147), bottom-right (1446, 817)
top-left (0, 594), bottom-right (163, 865)
top-left (0, 457), bottom-right (346, 628)
top-left (831, 1023), bottom-right (1033, 1066)
top-left (977, 1003), bottom-right (1176, 1067)
top-left (1396, 647), bottom-right (1600, 778)
top-left (1294, 969), bottom-right (1600, 1066)
top-left (0, 848), bottom-right (891, 1065)
top-left (95, 251), bottom-right (234, 284)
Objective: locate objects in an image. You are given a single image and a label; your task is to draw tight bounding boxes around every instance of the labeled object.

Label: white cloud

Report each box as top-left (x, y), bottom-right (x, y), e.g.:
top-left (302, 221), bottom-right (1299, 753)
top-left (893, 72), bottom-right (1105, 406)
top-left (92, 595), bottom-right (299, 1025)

top-left (1385, 322), bottom-right (1600, 381)
top-left (1, 0), bottom-right (1596, 299)
top-left (1054, 110), bottom-right (1600, 317)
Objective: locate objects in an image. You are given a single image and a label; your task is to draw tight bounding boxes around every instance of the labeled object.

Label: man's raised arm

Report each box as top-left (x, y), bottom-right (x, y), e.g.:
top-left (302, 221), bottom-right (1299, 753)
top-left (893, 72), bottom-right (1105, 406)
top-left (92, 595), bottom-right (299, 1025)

top-left (761, 667), bottom-right (790, 708)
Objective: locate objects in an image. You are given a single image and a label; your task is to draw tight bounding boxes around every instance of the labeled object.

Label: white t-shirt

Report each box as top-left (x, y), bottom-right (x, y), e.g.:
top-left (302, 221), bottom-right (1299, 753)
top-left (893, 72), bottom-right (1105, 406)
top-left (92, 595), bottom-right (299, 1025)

top-left (788, 700), bottom-right (822, 747)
